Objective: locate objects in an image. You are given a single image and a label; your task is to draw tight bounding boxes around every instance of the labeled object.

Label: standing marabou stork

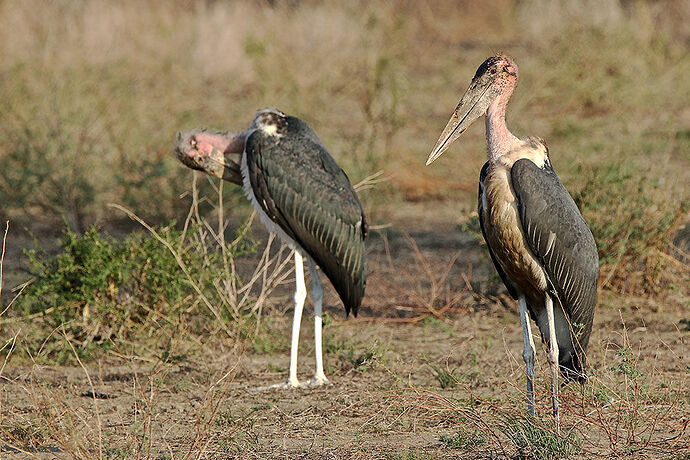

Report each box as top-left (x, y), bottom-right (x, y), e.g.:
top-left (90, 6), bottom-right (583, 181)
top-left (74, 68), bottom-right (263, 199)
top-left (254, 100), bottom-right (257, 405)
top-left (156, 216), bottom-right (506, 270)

top-left (426, 55), bottom-right (598, 428)
top-left (176, 108), bottom-right (367, 388)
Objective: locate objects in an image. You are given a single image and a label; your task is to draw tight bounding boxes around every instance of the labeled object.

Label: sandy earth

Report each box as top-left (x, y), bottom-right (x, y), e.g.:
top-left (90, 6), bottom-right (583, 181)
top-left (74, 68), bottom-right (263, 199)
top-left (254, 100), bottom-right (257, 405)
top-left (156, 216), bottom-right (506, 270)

top-left (1, 205), bottom-right (688, 459)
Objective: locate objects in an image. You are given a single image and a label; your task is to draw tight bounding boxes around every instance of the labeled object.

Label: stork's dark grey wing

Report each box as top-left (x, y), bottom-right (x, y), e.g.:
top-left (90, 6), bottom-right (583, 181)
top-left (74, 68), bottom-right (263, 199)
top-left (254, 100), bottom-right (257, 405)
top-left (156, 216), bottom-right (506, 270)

top-left (478, 161), bottom-right (519, 300)
top-left (245, 117), bottom-right (367, 316)
top-left (511, 158), bottom-right (598, 377)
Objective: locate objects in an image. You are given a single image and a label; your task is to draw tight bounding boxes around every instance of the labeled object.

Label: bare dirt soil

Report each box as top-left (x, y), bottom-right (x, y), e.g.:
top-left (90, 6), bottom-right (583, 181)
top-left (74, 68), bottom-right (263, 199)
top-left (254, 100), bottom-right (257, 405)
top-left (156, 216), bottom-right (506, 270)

top-left (1, 206), bottom-right (688, 459)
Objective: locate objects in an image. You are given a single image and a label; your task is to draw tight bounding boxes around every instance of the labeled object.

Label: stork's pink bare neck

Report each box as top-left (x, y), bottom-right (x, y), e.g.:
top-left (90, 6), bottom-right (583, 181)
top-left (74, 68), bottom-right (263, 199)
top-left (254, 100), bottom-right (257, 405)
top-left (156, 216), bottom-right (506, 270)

top-left (486, 81), bottom-right (519, 162)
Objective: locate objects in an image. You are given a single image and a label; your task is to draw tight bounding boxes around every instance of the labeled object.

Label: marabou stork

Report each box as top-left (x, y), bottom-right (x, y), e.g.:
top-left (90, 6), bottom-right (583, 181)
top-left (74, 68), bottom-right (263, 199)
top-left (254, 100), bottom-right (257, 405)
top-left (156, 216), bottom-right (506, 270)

top-left (426, 55), bottom-right (598, 427)
top-left (176, 108), bottom-right (367, 388)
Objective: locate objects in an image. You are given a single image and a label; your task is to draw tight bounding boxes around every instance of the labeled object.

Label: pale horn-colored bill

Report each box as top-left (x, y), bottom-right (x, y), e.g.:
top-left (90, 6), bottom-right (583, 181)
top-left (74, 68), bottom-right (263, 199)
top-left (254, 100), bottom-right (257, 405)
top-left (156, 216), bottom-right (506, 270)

top-left (426, 79), bottom-right (494, 165)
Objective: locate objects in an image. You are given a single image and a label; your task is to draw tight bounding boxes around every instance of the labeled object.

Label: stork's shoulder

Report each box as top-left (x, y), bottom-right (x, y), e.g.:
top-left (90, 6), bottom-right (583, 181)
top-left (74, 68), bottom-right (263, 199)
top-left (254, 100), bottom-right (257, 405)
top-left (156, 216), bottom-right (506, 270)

top-left (499, 137), bottom-right (549, 170)
top-left (526, 136), bottom-right (548, 154)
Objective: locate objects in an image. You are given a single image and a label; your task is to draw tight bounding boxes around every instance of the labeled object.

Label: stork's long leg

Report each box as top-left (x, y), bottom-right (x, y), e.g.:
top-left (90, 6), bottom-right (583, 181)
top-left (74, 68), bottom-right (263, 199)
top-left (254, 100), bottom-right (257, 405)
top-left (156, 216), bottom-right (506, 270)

top-left (286, 251), bottom-right (308, 387)
top-left (545, 295), bottom-right (560, 432)
top-left (518, 294), bottom-right (537, 416)
top-left (255, 250), bottom-right (307, 391)
top-left (307, 260), bottom-right (330, 386)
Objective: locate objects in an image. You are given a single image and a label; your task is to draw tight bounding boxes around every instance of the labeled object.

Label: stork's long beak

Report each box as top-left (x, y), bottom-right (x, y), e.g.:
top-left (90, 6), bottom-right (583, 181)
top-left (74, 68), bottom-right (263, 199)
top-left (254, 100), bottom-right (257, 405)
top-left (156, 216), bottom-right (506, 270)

top-left (426, 77), bottom-right (496, 165)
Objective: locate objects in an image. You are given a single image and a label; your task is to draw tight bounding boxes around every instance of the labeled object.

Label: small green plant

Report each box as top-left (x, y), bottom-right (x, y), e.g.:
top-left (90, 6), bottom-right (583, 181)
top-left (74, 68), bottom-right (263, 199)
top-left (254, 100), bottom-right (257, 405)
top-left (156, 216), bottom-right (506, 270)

top-left (215, 410), bottom-right (239, 427)
top-left (327, 337), bottom-right (385, 372)
top-left (612, 347), bottom-right (649, 400)
top-left (354, 340), bottom-right (385, 372)
top-left (613, 347), bottom-right (643, 380)
top-left (429, 364), bottom-right (458, 389)
top-left (499, 414), bottom-right (580, 459)
top-left (439, 429), bottom-right (486, 450)
top-left (679, 319), bottom-right (690, 332)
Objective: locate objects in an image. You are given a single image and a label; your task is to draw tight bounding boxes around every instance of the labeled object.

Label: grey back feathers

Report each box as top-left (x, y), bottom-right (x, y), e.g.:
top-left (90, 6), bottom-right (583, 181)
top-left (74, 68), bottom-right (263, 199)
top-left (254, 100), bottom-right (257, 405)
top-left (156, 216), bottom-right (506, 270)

top-left (245, 116), bottom-right (367, 316)
top-left (511, 158), bottom-right (598, 380)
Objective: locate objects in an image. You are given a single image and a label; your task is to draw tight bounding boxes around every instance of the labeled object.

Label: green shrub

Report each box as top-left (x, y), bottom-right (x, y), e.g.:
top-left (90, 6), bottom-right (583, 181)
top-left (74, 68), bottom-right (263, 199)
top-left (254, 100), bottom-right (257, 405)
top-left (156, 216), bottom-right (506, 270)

top-left (18, 223), bottom-right (257, 350)
top-left (573, 161), bottom-right (689, 291)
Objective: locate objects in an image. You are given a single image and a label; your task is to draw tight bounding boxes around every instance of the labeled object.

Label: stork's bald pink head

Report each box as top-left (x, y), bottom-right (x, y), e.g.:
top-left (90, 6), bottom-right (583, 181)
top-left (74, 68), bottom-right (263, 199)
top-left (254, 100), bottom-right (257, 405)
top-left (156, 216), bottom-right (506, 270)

top-left (426, 54), bottom-right (519, 165)
top-left (175, 130), bottom-right (246, 185)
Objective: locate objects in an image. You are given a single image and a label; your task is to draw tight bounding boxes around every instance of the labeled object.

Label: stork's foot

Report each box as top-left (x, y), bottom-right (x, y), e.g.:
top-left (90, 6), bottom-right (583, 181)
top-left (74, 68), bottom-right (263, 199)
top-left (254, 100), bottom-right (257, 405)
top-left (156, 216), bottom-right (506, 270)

top-left (307, 374), bottom-right (331, 387)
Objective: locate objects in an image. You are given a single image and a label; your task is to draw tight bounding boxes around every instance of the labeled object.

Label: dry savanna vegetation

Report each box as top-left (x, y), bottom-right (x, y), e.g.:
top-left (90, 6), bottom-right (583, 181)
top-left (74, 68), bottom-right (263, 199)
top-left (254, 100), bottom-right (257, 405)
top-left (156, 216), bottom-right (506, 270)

top-left (0, 0), bottom-right (688, 458)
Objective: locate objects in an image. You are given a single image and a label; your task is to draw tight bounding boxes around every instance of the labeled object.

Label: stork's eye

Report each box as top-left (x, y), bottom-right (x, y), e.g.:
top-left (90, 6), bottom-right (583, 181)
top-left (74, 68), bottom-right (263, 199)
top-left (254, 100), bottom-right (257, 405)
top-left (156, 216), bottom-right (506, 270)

top-left (490, 68), bottom-right (497, 75)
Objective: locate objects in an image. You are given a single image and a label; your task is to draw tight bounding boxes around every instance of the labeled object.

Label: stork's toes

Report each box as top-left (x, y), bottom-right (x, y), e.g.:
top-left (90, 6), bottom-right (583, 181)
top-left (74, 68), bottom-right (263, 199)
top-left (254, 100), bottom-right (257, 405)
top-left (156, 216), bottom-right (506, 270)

top-left (252, 375), bottom-right (331, 391)
top-left (307, 374), bottom-right (331, 387)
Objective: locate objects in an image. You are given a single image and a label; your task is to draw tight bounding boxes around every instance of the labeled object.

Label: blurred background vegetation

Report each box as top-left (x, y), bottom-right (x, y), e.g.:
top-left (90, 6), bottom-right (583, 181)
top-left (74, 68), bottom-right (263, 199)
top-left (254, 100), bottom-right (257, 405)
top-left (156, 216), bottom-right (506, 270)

top-left (0, 0), bottom-right (688, 333)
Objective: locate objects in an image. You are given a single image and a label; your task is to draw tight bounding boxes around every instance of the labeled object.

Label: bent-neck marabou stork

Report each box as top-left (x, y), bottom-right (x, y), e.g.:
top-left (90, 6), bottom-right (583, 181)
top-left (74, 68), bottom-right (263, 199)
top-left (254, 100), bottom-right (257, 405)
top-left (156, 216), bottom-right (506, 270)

top-left (426, 55), bottom-right (598, 428)
top-left (176, 108), bottom-right (367, 389)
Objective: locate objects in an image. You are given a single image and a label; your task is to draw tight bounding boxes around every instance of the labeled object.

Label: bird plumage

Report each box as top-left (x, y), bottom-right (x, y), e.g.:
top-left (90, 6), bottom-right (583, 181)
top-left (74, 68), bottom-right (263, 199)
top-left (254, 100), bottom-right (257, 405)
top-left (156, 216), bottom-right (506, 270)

top-left (427, 54), bottom-right (599, 426)
top-left (175, 108), bottom-right (368, 387)
top-left (479, 152), bottom-right (598, 382)
top-left (510, 158), bottom-right (598, 381)
top-left (244, 114), bottom-right (367, 315)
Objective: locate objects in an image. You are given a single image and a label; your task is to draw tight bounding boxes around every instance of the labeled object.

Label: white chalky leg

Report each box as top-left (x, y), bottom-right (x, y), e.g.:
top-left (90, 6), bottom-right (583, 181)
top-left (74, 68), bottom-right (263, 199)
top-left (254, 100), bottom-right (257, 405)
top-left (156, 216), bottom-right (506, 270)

top-left (284, 251), bottom-right (307, 388)
top-left (308, 260), bottom-right (330, 386)
top-left (257, 251), bottom-right (306, 390)
top-left (518, 294), bottom-right (537, 416)
top-left (545, 295), bottom-right (560, 433)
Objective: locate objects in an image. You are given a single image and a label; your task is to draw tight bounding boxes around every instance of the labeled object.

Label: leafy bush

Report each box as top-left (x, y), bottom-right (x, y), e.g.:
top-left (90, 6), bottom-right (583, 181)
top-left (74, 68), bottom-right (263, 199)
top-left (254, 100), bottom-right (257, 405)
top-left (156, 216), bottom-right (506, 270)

top-left (573, 161), bottom-right (689, 293)
top-left (18, 223), bottom-right (258, 350)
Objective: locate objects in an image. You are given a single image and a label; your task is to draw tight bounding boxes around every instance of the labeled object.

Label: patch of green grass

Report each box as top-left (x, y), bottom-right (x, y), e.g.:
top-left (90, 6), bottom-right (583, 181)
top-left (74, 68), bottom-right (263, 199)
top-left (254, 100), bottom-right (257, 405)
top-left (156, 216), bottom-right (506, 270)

top-left (421, 317), bottom-right (456, 337)
top-left (251, 323), bottom-right (289, 354)
top-left (429, 364), bottom-right (458, 389)
top-left (18, 226), bottom-right (198, 350)
top-left (439, 429), bottom-right (486, 450)
top-left (387, 449), bottom-right (432, 460)
top-left (103, 446), bottom-right (136, 460)
top-left (499, 414), bottom-right (580, 460)
top-left (573, 161), bottom-right (689, 292)
top-left (215, 410), bottom-right (240, 428)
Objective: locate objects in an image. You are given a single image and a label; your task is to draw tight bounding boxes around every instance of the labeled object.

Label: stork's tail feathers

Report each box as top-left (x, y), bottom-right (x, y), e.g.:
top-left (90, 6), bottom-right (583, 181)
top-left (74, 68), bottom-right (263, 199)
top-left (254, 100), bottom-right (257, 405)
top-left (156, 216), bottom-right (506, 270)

top-left (340, 282), bottom-right (365, 318)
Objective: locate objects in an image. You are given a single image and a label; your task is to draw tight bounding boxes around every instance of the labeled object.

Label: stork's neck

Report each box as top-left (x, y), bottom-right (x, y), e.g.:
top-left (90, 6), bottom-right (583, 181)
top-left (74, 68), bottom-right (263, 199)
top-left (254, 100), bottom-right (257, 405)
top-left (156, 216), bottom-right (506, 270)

top-left (486, 86), bottom-right (519, 162)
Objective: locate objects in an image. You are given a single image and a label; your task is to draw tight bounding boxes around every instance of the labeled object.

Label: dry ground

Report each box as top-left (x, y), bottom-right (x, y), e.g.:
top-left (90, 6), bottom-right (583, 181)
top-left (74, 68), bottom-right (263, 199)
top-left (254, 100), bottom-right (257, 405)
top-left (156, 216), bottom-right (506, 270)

top-left (1, 205), bottom-right (687, 459)
top-left (0, 1), bottom-right (688, 458)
